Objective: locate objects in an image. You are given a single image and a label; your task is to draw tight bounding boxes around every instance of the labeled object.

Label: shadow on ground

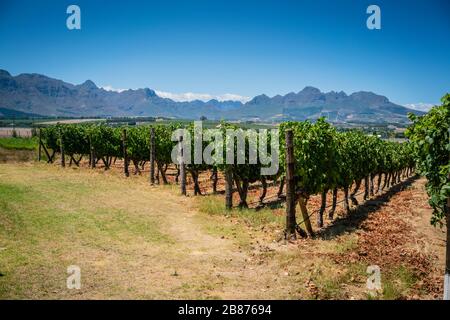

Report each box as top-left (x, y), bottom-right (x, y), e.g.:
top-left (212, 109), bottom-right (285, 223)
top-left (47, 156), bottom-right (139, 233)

top-left (316, 175), bottom-right (419, 240)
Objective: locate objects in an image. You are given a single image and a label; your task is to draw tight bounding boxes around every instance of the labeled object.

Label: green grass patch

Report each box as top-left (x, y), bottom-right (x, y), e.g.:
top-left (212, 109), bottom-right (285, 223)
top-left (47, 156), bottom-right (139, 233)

top-left (334, 236), bottom-right (358, 254)
top-left (381, 266), bottom-right (418, 300)
top-left (197, 195), bottom-right (284, 228)
top-left (309, 261), bottom-right (367, 299)
top-left (195, 195), bottom-right (285, 249)
top-left (0, 137), bottom-right (38, 150)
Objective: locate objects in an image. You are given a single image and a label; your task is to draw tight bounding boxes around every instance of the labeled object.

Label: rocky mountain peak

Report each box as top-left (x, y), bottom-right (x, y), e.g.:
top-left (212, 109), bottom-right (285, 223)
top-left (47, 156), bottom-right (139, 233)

top-left (78, 80), bottom-right (98, 90)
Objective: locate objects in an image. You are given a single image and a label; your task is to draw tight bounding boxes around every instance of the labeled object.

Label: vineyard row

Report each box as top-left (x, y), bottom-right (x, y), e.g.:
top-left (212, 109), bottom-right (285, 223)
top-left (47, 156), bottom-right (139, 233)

top-left (37, 119), bottom-right (416, 238)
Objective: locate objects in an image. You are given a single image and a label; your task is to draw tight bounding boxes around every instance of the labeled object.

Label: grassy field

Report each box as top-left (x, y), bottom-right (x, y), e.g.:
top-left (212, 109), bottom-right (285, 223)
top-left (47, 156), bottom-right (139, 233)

top-left (0, 163), bottom-right (445, 299)
top-left (0, 137), bottom-right (38, 150)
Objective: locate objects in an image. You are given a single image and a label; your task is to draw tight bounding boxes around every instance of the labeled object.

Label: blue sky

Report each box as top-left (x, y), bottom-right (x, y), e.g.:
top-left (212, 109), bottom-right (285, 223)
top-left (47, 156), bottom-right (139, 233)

top-left (0, 0), bottom-right (448, 107)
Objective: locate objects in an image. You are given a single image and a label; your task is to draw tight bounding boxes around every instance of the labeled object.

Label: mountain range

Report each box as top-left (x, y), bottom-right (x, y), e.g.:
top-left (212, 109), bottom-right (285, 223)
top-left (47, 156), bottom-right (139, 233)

top-left (0, 69), bottom-right (423, 123)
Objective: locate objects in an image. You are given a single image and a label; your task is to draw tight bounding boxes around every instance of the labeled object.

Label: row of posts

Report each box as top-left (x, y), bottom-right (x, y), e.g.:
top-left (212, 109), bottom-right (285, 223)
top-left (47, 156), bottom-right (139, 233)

top-left (37, 127), bottom-right (187, 191)
top-left (38, 126), bottom-right (218, 202)
top-left (58, 126), bottom-right (242, 208)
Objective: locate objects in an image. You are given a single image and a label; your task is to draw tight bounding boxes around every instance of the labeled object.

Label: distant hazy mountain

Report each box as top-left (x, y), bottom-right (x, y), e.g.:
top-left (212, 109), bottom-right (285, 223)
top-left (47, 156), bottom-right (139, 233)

top-left (0, 69), bottom-right (423, 123)
top-left (237, 86), bottom-right (424, 123)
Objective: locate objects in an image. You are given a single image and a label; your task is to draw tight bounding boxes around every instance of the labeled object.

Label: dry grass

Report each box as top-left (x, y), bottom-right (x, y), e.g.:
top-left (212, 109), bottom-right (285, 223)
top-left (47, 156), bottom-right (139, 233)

top-left (0, 147), bottom-right (36, 163)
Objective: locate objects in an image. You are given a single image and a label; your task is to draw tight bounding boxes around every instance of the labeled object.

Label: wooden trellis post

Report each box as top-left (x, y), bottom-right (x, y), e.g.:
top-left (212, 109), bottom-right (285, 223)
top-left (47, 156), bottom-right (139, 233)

top-left (122, 128), bottom-right (129, 177)
top-left (225, 165), bottom-right (233, 210)
top-left (59, 127), bottom-right (65, 168)
top-left (149, 127), bottom-right (156, 185)
top-left (445, 173), bottom-right (450, 300)
top-left (179, 136), bottom-right (186, 195)
top-left (38, 128), bottom-right (42, 162)
top-left (285, 129), bottom-right (296, 239)
top-left (89, 133), bottom-right (96, 168)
